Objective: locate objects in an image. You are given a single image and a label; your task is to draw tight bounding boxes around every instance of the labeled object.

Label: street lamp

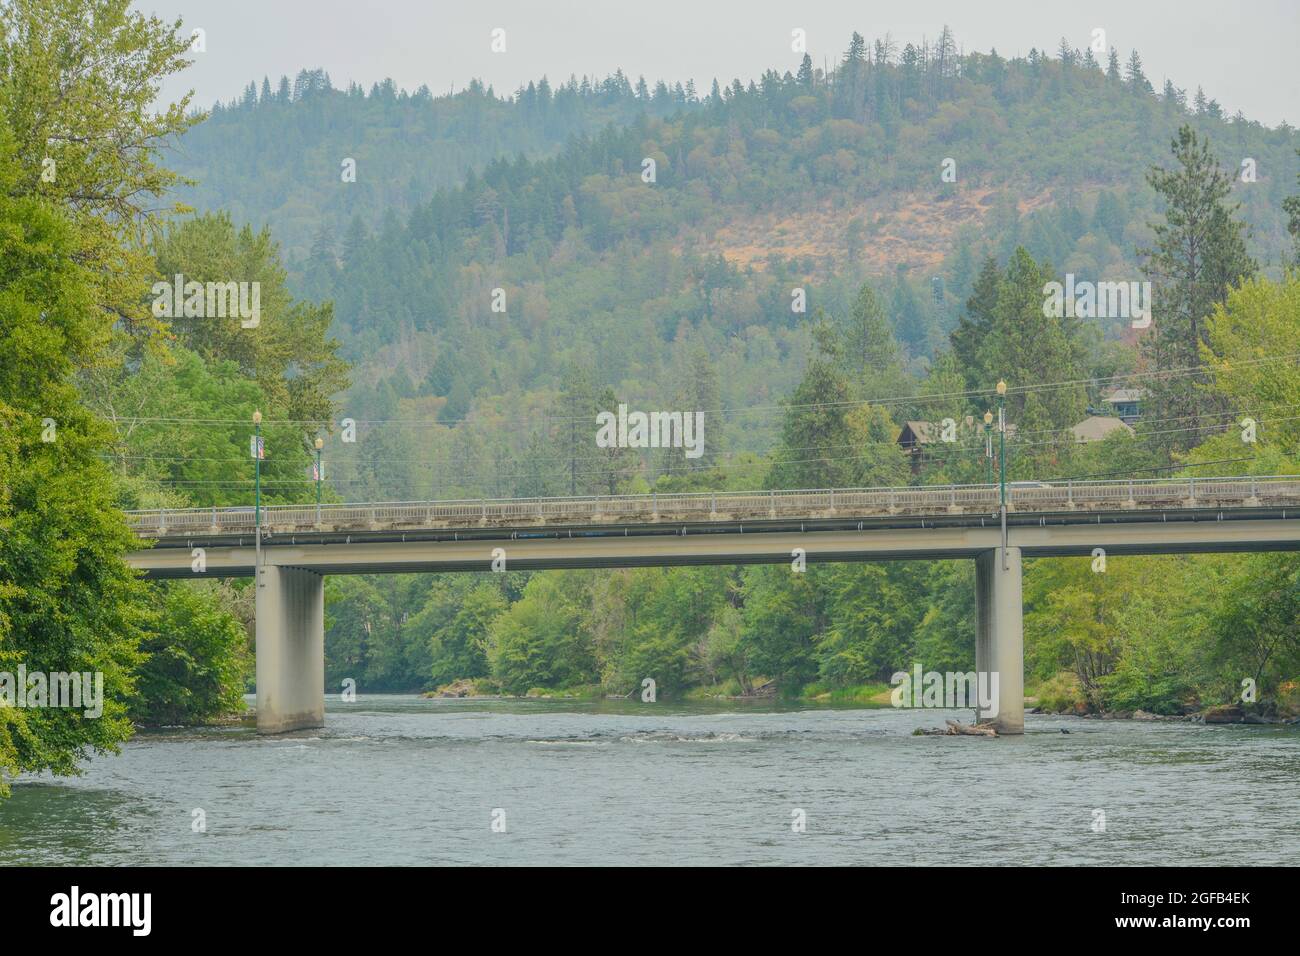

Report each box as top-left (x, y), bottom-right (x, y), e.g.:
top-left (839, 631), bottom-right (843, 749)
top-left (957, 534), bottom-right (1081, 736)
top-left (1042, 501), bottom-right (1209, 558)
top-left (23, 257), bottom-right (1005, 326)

top-left (252, 410), bottom-right (263, 531)
top-left (983, 411), bottom-right (994, 485)
top-left (314, 437), bottom-right (324, 527)
top-left (253, 410), bottom-right (263, 587)
top-left (996, 380), bottom-right (1007, 507)
top-left (996, 381), bottom-right (1008, 568)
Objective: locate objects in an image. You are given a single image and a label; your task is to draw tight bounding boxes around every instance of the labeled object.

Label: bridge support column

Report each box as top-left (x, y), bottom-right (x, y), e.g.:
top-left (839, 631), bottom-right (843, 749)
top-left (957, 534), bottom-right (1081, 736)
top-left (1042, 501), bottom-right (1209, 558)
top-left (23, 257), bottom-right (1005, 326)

top-left (975, 547), bottom-right (1024, 735)
top-left (255, 565), bottom-right (325, 734)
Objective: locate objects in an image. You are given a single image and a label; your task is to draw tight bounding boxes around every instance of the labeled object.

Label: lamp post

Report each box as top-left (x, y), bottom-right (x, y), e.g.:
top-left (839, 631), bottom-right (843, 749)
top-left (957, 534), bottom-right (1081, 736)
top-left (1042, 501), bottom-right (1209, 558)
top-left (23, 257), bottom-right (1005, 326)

top-left (253, 410), bottom-right (262, 586)
top-left (253, 410), bottom-right (263, 528)
top-left (996, 381), bottom-right (1007, 505)
top-left (983, 410), bottom-right (994, 486)
top-left (314, 437), bottom-right (324, 527)
top-left (996, 380), bottom-right (1008, 568)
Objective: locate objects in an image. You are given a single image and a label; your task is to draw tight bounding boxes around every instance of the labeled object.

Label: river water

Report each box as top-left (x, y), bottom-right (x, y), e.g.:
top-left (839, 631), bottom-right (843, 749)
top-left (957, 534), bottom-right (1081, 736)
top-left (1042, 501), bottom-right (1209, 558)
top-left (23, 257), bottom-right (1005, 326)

top-left (2, 696), bottom-right (1297, 865)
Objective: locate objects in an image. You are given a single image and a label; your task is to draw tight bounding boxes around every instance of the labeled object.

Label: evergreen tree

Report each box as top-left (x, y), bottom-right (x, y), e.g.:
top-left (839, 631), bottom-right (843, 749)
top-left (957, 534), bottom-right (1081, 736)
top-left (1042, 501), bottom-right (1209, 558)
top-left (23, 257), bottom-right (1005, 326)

top-left (796, 54), bottom-right (814, 89)
top-left (1283, 148), bottom-right (1300, 264)
top-left (1139, 125), bottom-right (1257, 450)
top-left (1124, 50), bottom-right (1153, 94)
top-left (950, 255), bottom-right (1001, 389)
top-left (1106, 47), bottom-right (1122, 83)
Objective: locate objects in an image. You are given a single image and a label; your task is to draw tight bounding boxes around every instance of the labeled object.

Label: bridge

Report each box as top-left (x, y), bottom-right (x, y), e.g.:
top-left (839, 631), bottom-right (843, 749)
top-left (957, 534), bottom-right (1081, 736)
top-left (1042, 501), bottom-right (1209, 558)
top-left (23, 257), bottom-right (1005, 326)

top-left (125, 475), bottom-right (1300, 735)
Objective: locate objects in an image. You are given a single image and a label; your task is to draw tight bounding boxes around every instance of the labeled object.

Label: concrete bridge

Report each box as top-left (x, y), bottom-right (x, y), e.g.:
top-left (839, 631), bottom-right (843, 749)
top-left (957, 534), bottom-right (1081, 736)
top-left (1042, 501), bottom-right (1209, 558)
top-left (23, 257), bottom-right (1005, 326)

top-left (124, 476), bottom-right (1300, 735)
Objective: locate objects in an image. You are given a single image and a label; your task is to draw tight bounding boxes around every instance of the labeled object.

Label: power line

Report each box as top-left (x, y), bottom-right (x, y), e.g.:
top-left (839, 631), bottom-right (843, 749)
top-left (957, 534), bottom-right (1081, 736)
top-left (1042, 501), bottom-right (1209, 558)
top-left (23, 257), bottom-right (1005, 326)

top-left (95, 351), bottom-right (1300, 431)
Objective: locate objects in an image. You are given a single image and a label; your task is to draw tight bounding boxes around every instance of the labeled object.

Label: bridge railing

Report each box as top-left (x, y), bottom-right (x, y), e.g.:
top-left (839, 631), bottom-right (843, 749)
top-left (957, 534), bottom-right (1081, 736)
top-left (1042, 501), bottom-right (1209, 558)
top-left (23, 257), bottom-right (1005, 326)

top-left (122, 475), bottom-right (1300, 539)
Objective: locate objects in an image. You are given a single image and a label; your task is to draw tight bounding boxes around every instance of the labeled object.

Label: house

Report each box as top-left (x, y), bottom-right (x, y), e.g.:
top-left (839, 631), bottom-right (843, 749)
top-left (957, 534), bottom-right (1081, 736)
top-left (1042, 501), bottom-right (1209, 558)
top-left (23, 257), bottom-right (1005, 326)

top-left (1070, 415), bottom-right (1134, 443)
top-left (898, 418), bottom-right (1016, 475)
top-left (1102, 388), bottom-right (1146, 424)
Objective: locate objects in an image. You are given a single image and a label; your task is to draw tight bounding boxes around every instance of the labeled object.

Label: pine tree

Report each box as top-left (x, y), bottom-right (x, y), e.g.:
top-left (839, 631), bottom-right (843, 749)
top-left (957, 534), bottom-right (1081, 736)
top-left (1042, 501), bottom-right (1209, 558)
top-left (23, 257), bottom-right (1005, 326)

top-left (767, 322), bottom-right (856, 490)
top-left (842, 283), bottom-right (902, 385)
top-left (796, 54), bottom-right (814, 89)
top-left (676, 348), bottom-right (720, 470)
top-left (594, 385), bottom-right (636, 491)
top-left (1139, 125), bottom-right (1257, 451)
top-left (1106, 47), bottom-right (1122, 83)
top-left (558, 360), bottom-right (600, 495)
top-left (845, 32), bottom-right (866, 64)
top-left (950, 255), bottom-right (1001, 390)
top-left (1124, 50), bottom-right (1153, 94)
top-left (1284, 148), bottom-right (1300, 264)
top-left (976, 248), bottom-right (1088, 438)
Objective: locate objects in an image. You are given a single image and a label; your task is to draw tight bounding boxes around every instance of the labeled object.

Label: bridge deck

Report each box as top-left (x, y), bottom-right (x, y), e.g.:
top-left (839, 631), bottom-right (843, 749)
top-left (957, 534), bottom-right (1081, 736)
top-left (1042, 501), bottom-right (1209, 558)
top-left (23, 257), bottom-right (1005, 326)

top-left (125, 476), bottom-right (1300, 540)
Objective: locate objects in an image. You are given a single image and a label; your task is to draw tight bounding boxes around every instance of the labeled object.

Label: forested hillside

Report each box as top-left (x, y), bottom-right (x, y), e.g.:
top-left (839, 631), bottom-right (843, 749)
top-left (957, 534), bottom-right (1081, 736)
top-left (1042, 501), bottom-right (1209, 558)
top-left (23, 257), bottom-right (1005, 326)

top-left (137, 29), bottom-right (1300, 718)
top-left (8, 2), bottom-right (1299, 792)
top-left (171, 69), bottom-right (705, 261)
top-left (171, 34), bottom-right (1298, 505)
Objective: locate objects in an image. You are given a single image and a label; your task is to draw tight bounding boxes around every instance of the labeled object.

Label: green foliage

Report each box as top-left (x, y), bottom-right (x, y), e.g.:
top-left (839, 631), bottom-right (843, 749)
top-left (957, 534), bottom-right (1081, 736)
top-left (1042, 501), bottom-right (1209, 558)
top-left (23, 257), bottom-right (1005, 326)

top-left (0, 0), bottom-right (199, 336)
top-left (488, 573), bottom-right (597, 695)
top-left (130, 582), bottom-right (251, 726)
top-left (167, 35), bottom-right (1297, 502)
top-left (424, 580), bottom-right (504, 688)
top-left (736, 565), bottom-right (824, 689)
top-left (1206, 553), bottom-right (1300, 704)
top-left (1140, 124), bottom-right (1257, 452)
top-left (153, 212), bottom-right (350, 439)
top-left (0, 123), bottom-right (149, 792)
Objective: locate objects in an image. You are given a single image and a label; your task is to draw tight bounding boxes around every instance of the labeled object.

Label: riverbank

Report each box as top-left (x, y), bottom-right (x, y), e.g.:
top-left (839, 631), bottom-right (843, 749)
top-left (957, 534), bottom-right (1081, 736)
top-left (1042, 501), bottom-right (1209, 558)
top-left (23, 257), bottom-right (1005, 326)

top-left (420, 678), bottom-right (1300, 723)
top-left (421, 678), bottom-right (897, 705)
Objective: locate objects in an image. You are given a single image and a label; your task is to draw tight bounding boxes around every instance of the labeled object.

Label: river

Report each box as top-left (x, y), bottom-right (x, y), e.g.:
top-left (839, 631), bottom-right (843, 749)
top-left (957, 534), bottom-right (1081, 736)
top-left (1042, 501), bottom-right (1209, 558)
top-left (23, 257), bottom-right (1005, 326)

top-left (2, 696), bottom-right (1297, 865)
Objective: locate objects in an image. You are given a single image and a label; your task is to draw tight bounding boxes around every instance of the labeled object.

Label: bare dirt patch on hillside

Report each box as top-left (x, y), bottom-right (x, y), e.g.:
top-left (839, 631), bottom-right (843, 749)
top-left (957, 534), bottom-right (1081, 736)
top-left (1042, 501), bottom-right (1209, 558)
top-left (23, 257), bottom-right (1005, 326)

top-left (704, 186), bottom-right (1055, 273)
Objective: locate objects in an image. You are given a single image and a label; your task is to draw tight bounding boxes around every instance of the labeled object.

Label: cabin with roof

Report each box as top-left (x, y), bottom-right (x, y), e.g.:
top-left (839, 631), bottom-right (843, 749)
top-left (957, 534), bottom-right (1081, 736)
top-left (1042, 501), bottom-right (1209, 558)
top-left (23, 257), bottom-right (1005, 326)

top-left (897, 417), bottom-right (1015, 475)
top-left (1102, 388), bottom-right (1146, 424)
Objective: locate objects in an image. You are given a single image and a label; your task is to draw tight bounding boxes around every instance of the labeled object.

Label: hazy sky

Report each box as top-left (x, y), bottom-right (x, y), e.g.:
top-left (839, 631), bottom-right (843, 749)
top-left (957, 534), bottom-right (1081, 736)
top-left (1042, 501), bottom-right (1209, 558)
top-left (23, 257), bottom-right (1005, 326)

top-left (142, 0), bottom-right (1299, 127)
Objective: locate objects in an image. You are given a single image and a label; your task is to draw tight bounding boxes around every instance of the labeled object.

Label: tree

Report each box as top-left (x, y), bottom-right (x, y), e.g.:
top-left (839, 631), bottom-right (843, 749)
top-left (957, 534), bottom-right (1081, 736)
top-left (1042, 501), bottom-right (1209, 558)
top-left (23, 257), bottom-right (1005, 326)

top-left (130, 583), bottom-right (250, 725)
top-left (845, 32), bottom-right (866, 65)
top-left (1105, 48), bottom-right (1121, 83)
top-left (556, 360), bottom-right (600, 495)
top-left (152, 213), bottom-right (350, 437)
top-left (1191, 273), bottom-right (1300, 465)
top-left (950, 255), bottom-right (1000, 389)
top-left (1208, 554), bottom-right (1300, 706)
top-left (420, 579), bottom-right (504, 687)
top-left (1284, 148), bottom-right (1300, 264)
top-left (766, 322), bottom-right (857, 489)
top-left (975, 248), bottom-right (1089, 441)
top-left (0, 125), bottom-right (150, 794)
top-left (0, 0), bottom-right (199, 337)
top-left (738, 565), bottom-right (824, 690)
top-left (1124, 50), bottom-right (1152, 94)
top-left (796, 54), bottom-right (815, 89)
top-left (841, 283), bottom-right (902, 386)
top-left (488, 573), bottom-right (597, 694)
top-left (1139, 125), bottom-right (1256, 451)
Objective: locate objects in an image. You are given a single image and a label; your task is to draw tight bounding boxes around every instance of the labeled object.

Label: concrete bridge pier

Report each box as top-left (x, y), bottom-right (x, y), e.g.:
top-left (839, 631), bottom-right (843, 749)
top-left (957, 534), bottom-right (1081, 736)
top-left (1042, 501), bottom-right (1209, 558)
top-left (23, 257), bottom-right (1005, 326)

top-left (975, 547), bottom-right (1024, 735)
top-left (254, 564), bottom-right (325, 734)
